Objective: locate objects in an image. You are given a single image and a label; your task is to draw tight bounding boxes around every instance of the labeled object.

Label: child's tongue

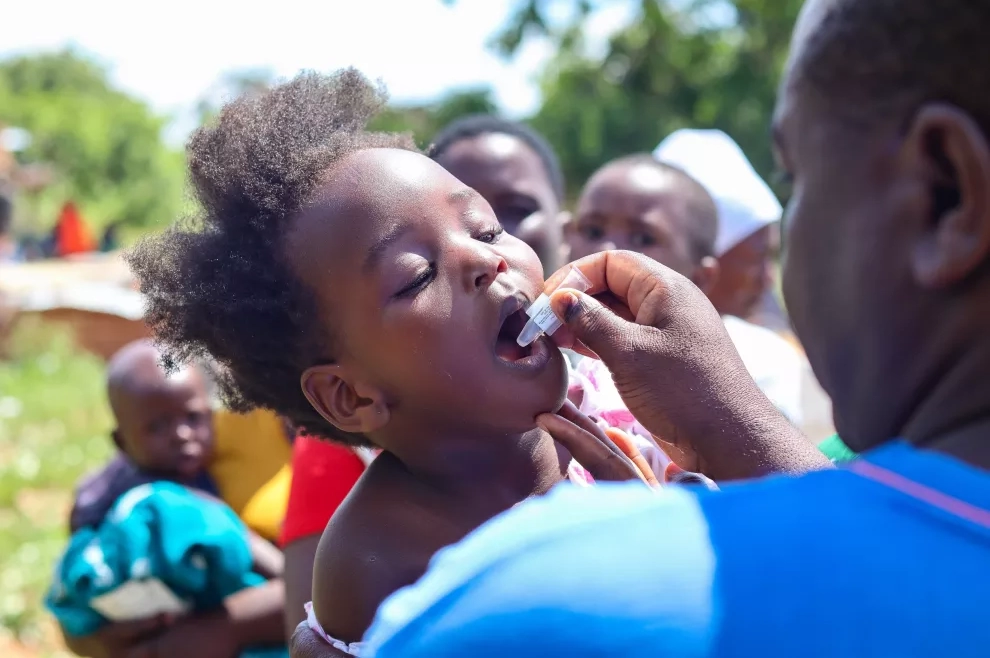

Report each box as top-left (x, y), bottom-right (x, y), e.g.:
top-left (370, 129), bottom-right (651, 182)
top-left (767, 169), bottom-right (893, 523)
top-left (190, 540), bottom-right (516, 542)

top-left (495, 336), bottom-right (529, 362)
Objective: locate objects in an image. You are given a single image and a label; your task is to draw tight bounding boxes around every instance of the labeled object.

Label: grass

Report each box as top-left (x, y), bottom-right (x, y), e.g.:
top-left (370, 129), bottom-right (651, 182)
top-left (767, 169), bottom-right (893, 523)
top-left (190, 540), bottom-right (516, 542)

top-left (0, 320), bottom-right (114, 657)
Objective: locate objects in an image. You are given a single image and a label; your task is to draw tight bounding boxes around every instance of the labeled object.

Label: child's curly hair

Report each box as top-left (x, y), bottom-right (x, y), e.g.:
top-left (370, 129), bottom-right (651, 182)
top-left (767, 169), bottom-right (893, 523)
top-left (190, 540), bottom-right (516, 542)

top-left (128, 69), bottom-right (416, 446)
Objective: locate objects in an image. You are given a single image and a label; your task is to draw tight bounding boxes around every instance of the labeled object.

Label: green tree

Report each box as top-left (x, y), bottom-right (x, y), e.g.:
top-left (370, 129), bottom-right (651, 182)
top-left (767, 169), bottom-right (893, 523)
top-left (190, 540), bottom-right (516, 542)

top-left (371, 87), bottom-right (498, 148)
top-left (451, 0), bottom-right (802, 196)
top-left (0, 49), bottom-right (184, 233)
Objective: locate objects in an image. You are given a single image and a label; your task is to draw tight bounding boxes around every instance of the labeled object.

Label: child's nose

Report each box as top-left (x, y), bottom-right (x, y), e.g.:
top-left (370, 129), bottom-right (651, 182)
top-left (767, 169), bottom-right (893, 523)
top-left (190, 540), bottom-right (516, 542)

top-left (464, 245), bottom-right (508, 292)
top-left (175, 423), bottom-right (194, 441)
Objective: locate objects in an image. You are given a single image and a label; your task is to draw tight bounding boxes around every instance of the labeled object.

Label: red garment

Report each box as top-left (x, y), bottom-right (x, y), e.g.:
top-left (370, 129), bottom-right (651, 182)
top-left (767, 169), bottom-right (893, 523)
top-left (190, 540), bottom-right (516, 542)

top-left (54, 202), bottom-right (96, 256)
top-left (279, 435), bottom-right (366, 547)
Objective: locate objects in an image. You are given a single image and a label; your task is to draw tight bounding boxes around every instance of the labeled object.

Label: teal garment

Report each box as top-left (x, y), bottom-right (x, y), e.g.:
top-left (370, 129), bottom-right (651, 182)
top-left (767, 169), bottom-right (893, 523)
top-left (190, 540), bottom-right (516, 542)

top-left (818, 434), bottom-right (858, 464)
top-left (47, 482), bottom-right (286, 657)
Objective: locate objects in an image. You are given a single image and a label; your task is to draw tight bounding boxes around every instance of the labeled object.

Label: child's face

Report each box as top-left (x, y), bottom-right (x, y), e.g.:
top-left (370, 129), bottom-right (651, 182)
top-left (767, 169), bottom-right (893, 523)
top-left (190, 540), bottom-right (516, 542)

top-left (288, 149), bottom-right (568, 443)
top-left (113, 367), bottom-right (214, 481)
top-left (434, 133), bottom-right (564, 274)
top-left (569, 162), bottom-right (699, 278)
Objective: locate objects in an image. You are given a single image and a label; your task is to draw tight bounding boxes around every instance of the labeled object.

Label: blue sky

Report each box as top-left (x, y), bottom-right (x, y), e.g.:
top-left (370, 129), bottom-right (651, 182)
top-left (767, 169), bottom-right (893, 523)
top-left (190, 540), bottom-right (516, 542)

top-left (1, 0), bottom-right (636, 143)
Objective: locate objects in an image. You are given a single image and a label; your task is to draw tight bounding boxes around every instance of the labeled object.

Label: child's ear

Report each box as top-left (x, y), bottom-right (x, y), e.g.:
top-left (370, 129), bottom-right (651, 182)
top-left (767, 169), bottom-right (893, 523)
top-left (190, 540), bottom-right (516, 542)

top-left (904, 103), bottom-right (990, 289)
top-left (693, 256), bottom-right (721, 297)
top-left (300, 364), bottom-right (390, 435)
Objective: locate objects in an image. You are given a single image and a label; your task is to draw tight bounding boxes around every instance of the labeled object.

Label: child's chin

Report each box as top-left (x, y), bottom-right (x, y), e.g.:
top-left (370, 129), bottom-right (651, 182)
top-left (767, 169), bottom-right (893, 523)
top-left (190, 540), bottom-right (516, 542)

top-left (518, 357), bottom-right (570, 421)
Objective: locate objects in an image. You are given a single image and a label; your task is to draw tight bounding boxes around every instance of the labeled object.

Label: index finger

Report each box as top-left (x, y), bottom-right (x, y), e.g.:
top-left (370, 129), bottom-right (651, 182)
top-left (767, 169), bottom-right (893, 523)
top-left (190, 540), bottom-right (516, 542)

top-left (544, 251), bottom-right (672, 323)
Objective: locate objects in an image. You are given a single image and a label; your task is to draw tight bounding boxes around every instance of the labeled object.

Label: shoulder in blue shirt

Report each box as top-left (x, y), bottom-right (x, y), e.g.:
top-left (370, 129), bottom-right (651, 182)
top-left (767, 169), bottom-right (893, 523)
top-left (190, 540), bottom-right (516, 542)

top-left (364, 442), bottom-right (990, 658)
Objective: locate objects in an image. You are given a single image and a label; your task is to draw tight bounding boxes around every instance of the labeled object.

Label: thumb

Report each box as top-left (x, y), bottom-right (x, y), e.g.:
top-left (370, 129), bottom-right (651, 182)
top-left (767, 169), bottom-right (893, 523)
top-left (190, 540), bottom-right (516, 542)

top-left (549, 289), bottom-right (635, 363)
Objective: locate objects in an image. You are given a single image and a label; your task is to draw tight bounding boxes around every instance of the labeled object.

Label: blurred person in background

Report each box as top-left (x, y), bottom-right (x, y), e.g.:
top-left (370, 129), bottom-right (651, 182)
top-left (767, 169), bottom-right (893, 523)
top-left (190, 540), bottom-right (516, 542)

top-left (429, 115), bottom-right (569, 275)
top-left (568, 154), bottom-right (807, 429)
top-left (0, 181), bottom-right (20, 262)
top-left (58, 340), bottom-right (286, 658)
top-left (655, 130), bottom-right (782, 327)
top-left (52, 201), bottom-right (97, 258)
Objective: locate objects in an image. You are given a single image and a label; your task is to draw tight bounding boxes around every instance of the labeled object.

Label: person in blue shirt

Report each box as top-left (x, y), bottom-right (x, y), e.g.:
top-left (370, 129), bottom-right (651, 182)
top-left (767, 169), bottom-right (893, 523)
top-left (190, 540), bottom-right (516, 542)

top-left (351, 0), bottom-right (990, 656)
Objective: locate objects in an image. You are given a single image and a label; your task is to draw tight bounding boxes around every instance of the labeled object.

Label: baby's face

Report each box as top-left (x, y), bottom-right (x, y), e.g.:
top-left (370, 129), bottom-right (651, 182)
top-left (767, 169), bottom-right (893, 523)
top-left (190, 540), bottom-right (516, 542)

top-left (115, 367), bottom-right (214, 481)
top-left (288, 149), bottom-right (568, 440)
top-left (569, 162), bottom-right (698, 278)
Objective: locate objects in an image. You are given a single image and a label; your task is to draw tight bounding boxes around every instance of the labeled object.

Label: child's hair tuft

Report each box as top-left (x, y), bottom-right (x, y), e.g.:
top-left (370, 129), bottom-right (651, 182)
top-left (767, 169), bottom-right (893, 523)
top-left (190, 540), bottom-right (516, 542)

top-left (128, 69), bottom-right (417, 446)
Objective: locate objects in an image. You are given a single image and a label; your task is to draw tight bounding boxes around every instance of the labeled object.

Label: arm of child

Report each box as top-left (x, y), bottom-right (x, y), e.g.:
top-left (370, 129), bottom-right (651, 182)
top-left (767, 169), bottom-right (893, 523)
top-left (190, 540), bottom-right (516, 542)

top-left (124, 580), bottom-right (286, 658)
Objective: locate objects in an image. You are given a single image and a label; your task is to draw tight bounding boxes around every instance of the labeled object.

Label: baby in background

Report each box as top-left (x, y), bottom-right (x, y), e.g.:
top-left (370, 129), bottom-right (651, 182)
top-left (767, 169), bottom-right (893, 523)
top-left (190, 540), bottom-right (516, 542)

top-left (49, 340), bottom-right (285, 658)
top-left (70, 340), bottom-right (218, 532)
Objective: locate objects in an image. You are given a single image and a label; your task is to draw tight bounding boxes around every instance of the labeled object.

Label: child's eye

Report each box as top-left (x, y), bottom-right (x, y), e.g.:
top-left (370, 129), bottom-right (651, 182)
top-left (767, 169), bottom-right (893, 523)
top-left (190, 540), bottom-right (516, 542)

top-left (395, 265), bottom-right (435, 299)
top-left (580, 225), bottom-right (605, 241)
top-left (630, 232), bottom-right (657, 248)
top-left (476, 225), bottom-right (504, 244)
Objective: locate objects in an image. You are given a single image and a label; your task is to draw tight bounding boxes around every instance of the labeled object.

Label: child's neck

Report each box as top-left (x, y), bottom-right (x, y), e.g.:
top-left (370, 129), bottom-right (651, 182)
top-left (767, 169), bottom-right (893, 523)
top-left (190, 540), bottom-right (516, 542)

top-left (388, 426), bottom-right (564, 511)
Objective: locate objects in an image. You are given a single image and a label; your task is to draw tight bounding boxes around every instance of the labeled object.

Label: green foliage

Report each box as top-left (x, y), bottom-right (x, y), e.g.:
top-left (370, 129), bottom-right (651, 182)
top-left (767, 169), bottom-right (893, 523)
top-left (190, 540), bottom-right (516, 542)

top-left (0, 320), bottom-right (113, 654)
top-left (370, 87), bottom-right (498, 149)
top-left (454, 0), bottom-right (802, 197)
top-left (0, 49), bottom-right (185, 233)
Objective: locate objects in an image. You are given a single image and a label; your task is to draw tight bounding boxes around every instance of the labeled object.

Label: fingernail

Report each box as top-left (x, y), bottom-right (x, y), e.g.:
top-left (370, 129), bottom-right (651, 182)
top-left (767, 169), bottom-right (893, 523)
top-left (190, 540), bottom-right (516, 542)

top-left (558, 291), bottom-right (583, 323)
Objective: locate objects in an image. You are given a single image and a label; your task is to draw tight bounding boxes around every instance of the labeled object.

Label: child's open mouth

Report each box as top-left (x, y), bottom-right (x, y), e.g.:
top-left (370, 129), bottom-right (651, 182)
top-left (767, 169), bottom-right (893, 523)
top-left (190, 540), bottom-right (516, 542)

top-left (495, 307), bottom-right (533, 363)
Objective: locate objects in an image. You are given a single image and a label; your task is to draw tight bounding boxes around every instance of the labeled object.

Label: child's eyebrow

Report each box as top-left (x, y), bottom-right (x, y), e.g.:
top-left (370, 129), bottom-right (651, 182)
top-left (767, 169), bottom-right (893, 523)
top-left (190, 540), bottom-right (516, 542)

top-left (364, 224), bottom-right (412, 273)
top-left (363, 188), bottom-right (482, 272)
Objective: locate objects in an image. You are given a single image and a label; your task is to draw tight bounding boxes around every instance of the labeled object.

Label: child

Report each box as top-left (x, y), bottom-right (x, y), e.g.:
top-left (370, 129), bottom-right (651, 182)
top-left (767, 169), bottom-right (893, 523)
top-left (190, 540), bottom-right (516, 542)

top-left (278, 114), bottom-right (669, 639)
top-left (55, 340), bottom-right (285, 658)
top-left (429, 115), bottom-right (568, 274)
top-left (568, 155), bottom-right (808, 427)
top-left (654, 129), bottom-right (782, 324)
top-left (70, 340), bottom-right (219, 532)
top-left (127, 70), bottom-right (687, 654)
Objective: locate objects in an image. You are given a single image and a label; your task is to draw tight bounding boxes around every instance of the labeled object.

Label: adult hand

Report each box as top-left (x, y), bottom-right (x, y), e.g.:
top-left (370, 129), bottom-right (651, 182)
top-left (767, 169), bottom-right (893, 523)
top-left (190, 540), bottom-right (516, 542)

top-left (545, 251), bottom-right (831, 480)
top-left (538, 400), bottom-right (659, 487)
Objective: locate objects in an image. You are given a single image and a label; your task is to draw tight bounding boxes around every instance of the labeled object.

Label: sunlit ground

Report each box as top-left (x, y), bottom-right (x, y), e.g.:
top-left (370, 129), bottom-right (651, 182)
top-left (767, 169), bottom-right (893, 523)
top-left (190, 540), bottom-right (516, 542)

top-left (0, 321), bottom-right (114, 657)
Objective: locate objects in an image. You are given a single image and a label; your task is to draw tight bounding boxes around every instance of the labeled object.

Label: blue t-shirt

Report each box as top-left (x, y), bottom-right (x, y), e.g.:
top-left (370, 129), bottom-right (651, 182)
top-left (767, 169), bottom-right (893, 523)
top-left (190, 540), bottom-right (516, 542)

top-left (364, 442), bottom-right (990, 657)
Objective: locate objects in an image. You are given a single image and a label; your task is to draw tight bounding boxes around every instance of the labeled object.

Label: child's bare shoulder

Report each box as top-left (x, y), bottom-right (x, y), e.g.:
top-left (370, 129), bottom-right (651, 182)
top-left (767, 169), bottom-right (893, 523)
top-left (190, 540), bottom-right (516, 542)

top-left (309, 452), bottom-right (461, 643)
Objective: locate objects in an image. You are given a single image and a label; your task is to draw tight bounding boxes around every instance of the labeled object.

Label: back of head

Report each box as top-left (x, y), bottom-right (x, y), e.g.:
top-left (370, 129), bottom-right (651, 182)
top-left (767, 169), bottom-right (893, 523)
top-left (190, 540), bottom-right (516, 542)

top-left (429, 114), bottom-right (565, 203)
top-left (792, 0), bottom-right (990, 136)
top-left (654, 129), bottom-right (781, 256)
top-left (128, 70), bottom-right (416, 445)
top-left (775, 0), bottom-right (990, 449)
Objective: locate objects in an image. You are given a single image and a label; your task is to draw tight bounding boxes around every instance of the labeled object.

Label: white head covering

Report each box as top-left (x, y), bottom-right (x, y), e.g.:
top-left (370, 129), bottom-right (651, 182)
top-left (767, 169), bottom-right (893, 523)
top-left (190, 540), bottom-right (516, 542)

top-left (653, 129), bottom-right (781, 256)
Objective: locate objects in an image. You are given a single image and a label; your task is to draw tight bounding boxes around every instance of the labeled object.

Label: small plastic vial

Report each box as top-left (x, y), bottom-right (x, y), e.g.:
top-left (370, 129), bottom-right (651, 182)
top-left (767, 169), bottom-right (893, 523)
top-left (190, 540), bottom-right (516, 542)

top-left (517, 266), bottom-right (593, 347)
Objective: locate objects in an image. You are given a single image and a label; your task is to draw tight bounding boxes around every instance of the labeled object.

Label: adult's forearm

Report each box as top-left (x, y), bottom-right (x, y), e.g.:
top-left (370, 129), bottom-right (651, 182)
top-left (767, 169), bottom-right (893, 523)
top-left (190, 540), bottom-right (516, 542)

top-left (683, 387), bottom-right (832, 481)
